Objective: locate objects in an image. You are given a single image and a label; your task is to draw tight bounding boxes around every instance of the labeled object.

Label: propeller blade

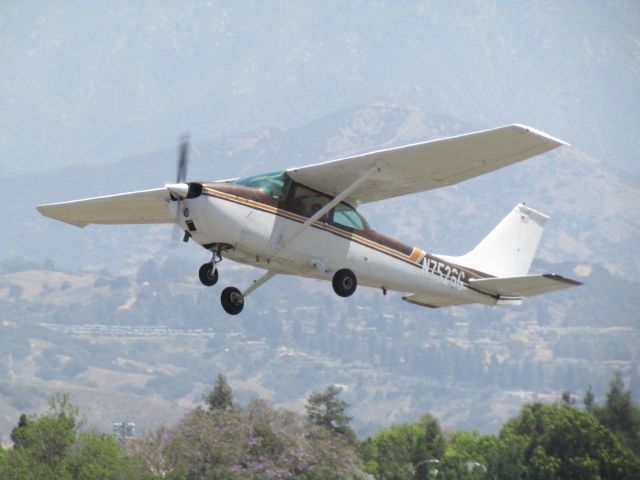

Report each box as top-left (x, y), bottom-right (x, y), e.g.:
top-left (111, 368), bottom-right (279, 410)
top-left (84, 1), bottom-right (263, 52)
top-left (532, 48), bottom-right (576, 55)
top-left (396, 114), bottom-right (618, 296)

top-left (172, 134), bottom-right (190, 243)
top-left (176, 134), bottom-right (189, 183)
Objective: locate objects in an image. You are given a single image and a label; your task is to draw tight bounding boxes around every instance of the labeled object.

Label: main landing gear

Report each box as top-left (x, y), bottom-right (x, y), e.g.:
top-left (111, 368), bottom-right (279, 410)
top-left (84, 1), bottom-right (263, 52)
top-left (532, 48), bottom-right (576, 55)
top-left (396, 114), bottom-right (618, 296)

top-left (220, 271), bottom-right (276, 315)
top-left (332, 268), bottom-right (357, 297)
top-left (198, 249), bottom-right (358, 314)
top-left (221, 286), bottom-right (244, 315)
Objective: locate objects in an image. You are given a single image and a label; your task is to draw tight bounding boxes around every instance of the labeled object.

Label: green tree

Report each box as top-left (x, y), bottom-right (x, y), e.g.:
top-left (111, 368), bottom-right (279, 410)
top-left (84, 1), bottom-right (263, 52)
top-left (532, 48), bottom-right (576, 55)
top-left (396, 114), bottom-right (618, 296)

top-left (0, 448), bottom-right (38, 480)
top-left (415, 414), bottom-right (445, 479)
top-left (360, 423), bottom-right (424, 479)
top-left (306, 385), bottom-right (355, 441)
top-left (0, 394), bottom-right (79, 478)
top-left (10, 414), bottom-right (29, 449)
top-left (205, 373), bottom-right (234, 411)
top-left (359, 413), bottom-right (445, 480)
top-left (584, 383), bottom-right (595, 410)
top-left (20, 394), bottom-right (78, 472)
top-left (499, 402), bottom-right (640, 479)
top-left (595, 370), bottom-right (640, 454)
top-left (440, 430), bottom-right (498, 479)
top-left (0, 394), bottom-right (152, 480)
top-left (65, 430), bottom-right (153, 480)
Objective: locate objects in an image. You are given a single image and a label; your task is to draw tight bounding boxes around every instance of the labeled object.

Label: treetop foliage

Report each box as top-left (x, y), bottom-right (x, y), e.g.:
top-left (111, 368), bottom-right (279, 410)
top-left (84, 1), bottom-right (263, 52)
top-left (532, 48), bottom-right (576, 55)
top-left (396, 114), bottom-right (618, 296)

top-left (587, 370), bottom-right (640, 456)
top-left (305, 384), bottom-right (356, 442)
top-left (359, 413), bottom-right (445, 480)
top-left (205, 373), bottom-right (234, 412)
top-left (360, 372), bottom-right (640, 480)
top-left (1, 372), bottom-right (639, 479)
top-left (0, 393), bottom-right (150, 480)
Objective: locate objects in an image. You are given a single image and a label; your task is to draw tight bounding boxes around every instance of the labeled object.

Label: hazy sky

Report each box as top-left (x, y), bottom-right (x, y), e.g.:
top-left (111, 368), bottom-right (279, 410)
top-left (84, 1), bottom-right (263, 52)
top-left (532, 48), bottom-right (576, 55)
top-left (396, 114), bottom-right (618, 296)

top-left (1, 1), bottom-right (638, 175)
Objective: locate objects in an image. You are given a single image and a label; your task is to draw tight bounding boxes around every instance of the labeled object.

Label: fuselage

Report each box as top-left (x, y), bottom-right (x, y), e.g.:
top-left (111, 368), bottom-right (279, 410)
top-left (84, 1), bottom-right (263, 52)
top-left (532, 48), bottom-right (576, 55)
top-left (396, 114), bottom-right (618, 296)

top-left (175, 173), bottom-right (496, 307)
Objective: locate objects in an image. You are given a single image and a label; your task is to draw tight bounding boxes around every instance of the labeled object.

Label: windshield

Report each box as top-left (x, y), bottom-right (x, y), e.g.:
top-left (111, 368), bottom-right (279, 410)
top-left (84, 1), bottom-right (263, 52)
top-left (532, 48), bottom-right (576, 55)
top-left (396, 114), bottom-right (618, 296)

top-left (234, 171), bottom-right (291, 201)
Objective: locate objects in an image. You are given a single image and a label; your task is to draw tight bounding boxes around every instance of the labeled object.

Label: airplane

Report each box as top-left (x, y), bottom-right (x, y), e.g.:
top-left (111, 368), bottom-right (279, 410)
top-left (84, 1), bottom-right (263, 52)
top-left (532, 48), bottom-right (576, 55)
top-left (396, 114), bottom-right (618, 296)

top-left (37, 124), bottom-right (582, 315)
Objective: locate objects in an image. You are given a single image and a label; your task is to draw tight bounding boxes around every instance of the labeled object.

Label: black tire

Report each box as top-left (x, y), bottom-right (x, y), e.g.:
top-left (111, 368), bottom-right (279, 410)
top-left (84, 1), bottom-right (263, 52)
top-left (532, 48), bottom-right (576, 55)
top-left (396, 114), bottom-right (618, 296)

top-left (332, 269), bottom-right (357, 297)
top-left (199, 263), bottom-right (218, 286)
top-left (221, 286), bottom-right (244, 315)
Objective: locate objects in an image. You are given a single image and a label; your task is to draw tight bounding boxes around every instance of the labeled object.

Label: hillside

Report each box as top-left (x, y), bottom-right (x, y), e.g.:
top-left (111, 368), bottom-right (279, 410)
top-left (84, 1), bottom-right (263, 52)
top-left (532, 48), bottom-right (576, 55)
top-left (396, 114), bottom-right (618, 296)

top-left (1, 258), bottom-right (638, 440)
top-left (1, 105), bottom-right (639, 441)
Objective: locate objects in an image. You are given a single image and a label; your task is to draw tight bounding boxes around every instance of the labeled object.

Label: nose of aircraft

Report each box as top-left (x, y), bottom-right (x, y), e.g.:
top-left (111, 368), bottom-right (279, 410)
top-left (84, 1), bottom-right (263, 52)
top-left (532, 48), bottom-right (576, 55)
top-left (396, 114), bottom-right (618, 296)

top-left (165, 183), bottom-right (190, 199)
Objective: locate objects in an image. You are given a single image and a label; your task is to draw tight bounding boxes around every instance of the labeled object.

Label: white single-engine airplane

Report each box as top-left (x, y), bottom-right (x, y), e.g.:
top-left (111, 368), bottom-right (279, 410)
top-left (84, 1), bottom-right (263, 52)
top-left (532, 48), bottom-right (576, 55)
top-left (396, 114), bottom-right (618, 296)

top-left (38, 124), bottom-right (581, 315)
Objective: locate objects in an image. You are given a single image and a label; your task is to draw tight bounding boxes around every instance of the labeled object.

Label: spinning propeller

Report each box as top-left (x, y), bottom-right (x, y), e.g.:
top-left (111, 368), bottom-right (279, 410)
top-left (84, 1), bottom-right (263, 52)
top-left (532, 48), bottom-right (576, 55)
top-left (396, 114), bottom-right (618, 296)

top-left (166, 134), bottom-right (191, 241)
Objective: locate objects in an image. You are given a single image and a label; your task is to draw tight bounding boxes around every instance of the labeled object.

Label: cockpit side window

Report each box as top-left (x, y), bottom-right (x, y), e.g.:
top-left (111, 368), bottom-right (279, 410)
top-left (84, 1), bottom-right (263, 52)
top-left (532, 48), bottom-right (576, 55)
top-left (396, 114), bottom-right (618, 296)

top-left (332, 202), bottom-right (365, 230)
top-left (289, 183), bottom-right (332, 218)
top-left (233, 171), bottom-right (291, 201)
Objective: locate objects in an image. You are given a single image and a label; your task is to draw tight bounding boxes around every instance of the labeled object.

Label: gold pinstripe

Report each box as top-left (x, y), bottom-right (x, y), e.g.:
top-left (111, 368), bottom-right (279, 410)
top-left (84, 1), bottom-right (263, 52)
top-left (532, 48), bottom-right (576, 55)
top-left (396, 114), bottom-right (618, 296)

top-left (409, 247), bottom-right (426, 263)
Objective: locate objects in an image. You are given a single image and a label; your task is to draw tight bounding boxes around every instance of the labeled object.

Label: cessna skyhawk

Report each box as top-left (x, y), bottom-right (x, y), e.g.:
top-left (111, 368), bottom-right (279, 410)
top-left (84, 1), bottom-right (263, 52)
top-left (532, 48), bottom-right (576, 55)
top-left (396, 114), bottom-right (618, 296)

top-left (38, 124), bottom-right (581, 315)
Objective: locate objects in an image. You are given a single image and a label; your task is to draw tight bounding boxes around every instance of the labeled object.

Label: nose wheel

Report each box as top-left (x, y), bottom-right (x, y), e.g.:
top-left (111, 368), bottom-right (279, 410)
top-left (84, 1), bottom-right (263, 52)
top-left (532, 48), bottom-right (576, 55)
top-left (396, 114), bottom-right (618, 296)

top-left (198, 263), bottom-right (219, 286)
top-left (221, 286), bottom-right (244, 315)
top-left (199, 247), bottom-right (223, 287)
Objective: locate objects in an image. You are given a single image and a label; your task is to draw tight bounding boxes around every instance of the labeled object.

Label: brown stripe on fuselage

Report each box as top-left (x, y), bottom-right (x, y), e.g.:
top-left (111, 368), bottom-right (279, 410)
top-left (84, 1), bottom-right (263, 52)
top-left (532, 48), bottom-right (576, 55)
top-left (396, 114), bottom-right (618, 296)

top-left (200, 182), bottom-right (489, 281)
top-left (202, 182), bottom-right (421, 263)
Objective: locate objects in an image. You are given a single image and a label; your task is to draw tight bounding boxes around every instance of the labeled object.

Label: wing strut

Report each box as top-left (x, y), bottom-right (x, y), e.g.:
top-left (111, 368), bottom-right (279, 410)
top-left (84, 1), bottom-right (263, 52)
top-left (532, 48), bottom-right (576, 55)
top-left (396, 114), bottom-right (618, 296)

top-left (273, 163), bottom-right (380, 254)
top-left (240, 164), bottom-right (379, 301)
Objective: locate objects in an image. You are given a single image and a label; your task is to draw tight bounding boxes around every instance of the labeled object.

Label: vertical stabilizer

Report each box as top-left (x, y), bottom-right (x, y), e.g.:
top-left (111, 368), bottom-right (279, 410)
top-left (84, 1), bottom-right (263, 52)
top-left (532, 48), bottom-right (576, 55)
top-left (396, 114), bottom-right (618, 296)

top-left (445, 204), bottom-right (548, 278)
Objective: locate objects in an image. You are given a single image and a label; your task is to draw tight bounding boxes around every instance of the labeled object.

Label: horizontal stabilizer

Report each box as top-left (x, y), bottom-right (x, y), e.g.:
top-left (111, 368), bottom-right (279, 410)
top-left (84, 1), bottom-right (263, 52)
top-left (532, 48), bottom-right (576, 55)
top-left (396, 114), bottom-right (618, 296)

top-left (469, 274), bottom-right (582, 298)
top-left (402, 293), bottom-right (475, 309)
top-left (37, 188), bottom-right (174, 228)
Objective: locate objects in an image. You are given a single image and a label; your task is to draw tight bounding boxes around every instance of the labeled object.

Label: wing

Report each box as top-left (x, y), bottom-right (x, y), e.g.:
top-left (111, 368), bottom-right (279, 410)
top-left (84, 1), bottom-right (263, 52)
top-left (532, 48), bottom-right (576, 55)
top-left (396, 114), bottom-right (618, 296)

top-left (37, 188), bottom-right (174, 228)
top-left (287, 124), bottom-right (567, 204)
top-left (469, 274), bottom-right (582, 297)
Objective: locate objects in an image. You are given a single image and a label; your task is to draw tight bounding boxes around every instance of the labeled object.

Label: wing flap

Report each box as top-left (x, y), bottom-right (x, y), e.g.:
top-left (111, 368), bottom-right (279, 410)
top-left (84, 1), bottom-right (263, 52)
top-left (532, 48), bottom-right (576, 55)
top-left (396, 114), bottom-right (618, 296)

top-left (402, 293), bottom-right (475, 309)
top-left (469, 274), bottom-right (582, 298)
top-left (287, 124), bottom-right (567, 204)
top-left (37, 188), bottom-right (174, 228)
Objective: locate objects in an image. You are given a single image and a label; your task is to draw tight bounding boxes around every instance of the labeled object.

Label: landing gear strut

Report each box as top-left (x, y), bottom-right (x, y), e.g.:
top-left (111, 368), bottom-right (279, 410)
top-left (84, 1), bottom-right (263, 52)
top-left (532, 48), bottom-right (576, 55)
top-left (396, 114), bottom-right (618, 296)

top-left (220, 271), bottom-right (276, 315)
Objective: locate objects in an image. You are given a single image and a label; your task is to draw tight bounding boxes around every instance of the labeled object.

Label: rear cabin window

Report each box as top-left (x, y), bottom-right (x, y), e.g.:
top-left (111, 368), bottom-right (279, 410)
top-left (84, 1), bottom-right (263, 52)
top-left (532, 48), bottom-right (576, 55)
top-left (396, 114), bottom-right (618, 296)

top-left (233, 171), bottom-right (291, 201)
top-left (332, 202), bottom-right (364, 230)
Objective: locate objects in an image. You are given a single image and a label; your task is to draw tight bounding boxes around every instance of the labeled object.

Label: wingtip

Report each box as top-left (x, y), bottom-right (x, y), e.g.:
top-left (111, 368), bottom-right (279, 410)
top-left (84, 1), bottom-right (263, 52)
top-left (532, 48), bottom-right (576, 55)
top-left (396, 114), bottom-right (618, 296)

top-left (542, 273), bottom-right (584, 287)
top-left (36, 204), bottom-right (88, 228)
top-left (512, 124), bottom-right (570, 147)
